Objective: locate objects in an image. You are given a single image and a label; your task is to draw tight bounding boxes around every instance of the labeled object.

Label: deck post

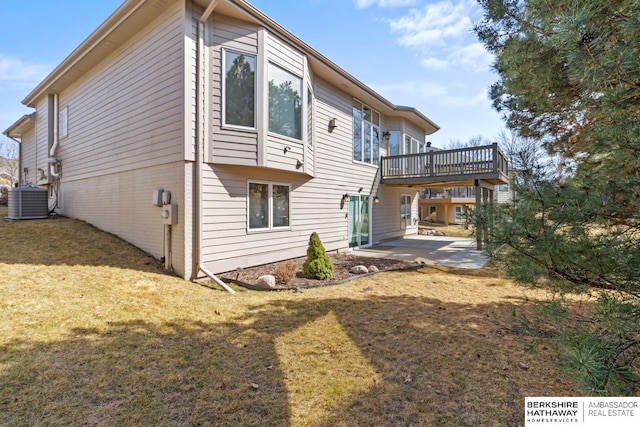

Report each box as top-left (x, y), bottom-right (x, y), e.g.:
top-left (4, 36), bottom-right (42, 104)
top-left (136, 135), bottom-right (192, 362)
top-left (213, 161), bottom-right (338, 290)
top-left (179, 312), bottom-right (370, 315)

top-left (475, 179), bottom-right (483, 250)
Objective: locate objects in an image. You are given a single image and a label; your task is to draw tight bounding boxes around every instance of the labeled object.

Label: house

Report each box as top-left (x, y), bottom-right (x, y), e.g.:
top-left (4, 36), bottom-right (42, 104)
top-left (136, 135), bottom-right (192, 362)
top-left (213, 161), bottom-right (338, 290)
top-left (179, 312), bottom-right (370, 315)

top-left (418, 168), bottom-right (515, 226)
top-left (4, 0), bottom-right (507, 282)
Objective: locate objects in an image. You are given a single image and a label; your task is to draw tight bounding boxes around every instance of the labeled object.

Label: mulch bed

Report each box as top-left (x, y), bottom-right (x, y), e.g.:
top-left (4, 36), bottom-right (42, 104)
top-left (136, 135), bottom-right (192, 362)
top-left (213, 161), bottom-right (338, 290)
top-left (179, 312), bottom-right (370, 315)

top-left (217, 252), bottom-right (421, 290)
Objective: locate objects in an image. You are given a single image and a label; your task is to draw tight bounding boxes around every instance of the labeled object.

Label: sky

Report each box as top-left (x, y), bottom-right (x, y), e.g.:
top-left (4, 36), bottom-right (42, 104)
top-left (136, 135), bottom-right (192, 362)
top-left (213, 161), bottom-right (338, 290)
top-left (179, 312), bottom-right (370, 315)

top-left (0, 0), bottom-right (506, 147)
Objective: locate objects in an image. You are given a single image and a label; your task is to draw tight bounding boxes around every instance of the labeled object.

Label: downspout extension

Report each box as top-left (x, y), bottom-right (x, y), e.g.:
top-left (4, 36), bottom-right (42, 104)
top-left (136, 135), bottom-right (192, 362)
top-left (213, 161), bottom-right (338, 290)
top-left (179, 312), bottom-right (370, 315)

top-left (193, 9), bottom-right (235, 294)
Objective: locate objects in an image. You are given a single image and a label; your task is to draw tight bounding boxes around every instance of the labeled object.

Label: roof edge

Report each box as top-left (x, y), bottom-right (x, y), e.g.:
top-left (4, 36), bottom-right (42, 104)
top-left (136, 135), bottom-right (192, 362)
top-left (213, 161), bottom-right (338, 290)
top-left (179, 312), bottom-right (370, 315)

top-left (229, 0), bottom-right (440, 133)
top-left (3, 114), bottom-right (36, 139)
top-left (22, 0), bottom-right (146, 106)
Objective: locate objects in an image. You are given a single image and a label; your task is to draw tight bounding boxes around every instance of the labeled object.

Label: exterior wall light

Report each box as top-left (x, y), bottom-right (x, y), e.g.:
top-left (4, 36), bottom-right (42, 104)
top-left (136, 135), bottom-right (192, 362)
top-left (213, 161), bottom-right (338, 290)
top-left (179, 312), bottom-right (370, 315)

top-left (373, 196), bottom-right (380, 204)
top-left (328, 118), bottom-right (337, 131)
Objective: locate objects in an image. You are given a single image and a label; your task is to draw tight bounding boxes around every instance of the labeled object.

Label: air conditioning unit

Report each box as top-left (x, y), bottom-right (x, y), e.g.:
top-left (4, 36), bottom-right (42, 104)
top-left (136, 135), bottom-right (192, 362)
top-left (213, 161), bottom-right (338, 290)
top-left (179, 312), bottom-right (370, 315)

top-left (7, 186), bottom-right (49, 220)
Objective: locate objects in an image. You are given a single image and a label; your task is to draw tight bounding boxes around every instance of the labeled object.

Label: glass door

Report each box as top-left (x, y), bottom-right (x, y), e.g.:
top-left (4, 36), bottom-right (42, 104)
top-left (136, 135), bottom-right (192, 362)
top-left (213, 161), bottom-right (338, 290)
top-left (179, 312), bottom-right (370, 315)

top-left (348, 195), bottom-right (370, 248)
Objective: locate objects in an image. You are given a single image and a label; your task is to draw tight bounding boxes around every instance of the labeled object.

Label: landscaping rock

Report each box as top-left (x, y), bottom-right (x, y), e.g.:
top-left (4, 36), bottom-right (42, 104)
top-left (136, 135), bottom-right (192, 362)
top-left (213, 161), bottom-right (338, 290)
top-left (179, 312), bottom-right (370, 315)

top-left (255, 275), bottom-right (276, 289)
top-left (368, 265), bottom-right (379, 272)
top-left (350, 265), bottom-right (368, 274)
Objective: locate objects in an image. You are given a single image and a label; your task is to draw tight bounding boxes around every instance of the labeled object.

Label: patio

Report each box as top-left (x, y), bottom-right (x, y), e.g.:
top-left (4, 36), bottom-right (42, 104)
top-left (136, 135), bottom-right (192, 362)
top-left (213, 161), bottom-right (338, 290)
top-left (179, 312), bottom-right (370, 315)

top-left (354, 235), bottom-right (490, 269)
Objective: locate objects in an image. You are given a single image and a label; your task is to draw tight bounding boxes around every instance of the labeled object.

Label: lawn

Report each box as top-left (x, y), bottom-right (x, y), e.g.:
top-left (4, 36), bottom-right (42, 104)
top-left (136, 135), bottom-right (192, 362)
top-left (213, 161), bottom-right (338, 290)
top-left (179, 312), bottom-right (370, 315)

top-left (0, 206), bottom-right (580, 426)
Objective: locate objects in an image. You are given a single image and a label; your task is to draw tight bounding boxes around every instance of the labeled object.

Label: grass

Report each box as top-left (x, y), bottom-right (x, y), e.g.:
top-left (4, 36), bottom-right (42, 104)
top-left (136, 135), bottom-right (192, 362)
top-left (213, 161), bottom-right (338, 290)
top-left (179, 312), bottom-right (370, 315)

top-left (0, 206), bottom-right (580, 426)
top-left (419, 222), bottom-right (474, 238)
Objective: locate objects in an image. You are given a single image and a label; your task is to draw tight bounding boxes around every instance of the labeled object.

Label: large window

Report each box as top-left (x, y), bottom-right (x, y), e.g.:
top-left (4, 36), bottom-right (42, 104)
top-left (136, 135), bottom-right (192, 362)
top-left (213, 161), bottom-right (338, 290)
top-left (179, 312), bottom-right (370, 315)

top-left (248, 181), bottom-right (291, 231)
top-left (268, 63), bottom-right (302, 140)
top-left (400, 194), bottom-right (412, 229)
top-left (353, 100), bottom-right (380, 166)
top-left (223, 50), bottom-right (256, 128)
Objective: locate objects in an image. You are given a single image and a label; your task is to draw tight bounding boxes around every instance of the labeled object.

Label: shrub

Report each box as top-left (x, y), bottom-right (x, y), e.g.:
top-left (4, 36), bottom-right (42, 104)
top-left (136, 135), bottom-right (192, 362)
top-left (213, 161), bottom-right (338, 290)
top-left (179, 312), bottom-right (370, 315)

top-left (302, 232), bottom-right (333, 280)
top-left (273, 260), bottom-right (298, 284)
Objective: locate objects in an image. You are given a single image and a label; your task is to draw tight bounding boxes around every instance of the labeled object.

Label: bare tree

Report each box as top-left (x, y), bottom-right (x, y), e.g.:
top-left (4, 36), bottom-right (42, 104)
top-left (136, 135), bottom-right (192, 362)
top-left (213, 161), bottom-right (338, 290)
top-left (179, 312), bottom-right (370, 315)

top-left (0, 135), bottom-right (19, 185)
top-left (444, 134), bottom-right (491, 150)
top-left (495, 129), bottom-right (558, 180)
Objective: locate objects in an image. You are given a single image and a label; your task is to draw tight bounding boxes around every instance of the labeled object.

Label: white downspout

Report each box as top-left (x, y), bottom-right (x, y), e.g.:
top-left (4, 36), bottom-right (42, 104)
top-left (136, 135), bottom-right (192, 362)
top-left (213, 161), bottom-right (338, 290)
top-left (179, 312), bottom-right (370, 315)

top-left (194, 9), bottom-right (235, 293)
top-left (49, 94), bottom-right (60, 178)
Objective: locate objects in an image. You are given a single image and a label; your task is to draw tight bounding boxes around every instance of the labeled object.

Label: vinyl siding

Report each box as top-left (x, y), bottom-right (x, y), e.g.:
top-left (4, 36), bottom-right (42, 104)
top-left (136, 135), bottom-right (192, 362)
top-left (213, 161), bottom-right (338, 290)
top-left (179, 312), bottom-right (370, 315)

top-left (264, 33), bottom-right (307, 172)
top-left (34, 99), bottom-right (50, 184)
top-left (209, 15), bottom-right (259, 165)
top-left (56, 4), bottom-right (185, 181)
top-left (51, 3), bottom-right (187, 277)
top-left (19, 127), bottom-right (37, 186)
top-left (201, 77), bottom-right (418, 274)
top-left (59, 162), bottom-right (186, 277)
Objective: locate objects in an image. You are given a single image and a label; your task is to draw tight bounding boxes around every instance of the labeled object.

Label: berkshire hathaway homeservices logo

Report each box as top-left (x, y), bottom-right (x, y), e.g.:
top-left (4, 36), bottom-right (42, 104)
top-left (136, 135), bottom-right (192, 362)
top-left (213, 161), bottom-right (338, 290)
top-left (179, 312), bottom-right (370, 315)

top-left (525, 397), bottom-right (639, 426)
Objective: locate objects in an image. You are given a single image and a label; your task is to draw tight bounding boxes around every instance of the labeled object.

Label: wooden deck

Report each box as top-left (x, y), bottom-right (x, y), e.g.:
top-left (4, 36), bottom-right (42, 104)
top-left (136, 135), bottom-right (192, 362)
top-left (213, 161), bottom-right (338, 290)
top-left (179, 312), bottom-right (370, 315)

top-left (380, 143), bottom-right (509, 187)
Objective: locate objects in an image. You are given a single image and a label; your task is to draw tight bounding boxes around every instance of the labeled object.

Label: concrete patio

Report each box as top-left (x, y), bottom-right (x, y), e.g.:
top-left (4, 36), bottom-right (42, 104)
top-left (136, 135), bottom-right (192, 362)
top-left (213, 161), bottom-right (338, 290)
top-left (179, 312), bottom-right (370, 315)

top-left (354, 235), bottom-right (490, 269)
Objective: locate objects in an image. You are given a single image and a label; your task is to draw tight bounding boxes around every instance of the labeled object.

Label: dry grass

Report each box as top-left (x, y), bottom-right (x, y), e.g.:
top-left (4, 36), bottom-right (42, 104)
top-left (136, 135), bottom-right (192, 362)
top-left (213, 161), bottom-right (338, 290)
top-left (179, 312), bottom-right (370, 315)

top-left (0, 206), bottom-right (580, 426)
top-left (420, 222), bottom-right (474, 238)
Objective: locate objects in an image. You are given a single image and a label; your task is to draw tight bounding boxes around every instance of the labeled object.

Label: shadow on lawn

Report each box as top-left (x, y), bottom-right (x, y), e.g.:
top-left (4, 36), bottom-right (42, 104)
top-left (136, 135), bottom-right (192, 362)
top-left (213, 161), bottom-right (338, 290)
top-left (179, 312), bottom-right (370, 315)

top-left (0, 293), bottom-right (576, 426)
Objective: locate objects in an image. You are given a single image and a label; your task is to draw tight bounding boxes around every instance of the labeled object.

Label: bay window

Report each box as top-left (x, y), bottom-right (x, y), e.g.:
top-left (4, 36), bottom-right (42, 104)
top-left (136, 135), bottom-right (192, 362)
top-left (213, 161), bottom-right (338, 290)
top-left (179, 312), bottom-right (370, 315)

top-left (268, 62), bottom-right (302, 140)
top-left (223, 49), bottom-right (256, 128)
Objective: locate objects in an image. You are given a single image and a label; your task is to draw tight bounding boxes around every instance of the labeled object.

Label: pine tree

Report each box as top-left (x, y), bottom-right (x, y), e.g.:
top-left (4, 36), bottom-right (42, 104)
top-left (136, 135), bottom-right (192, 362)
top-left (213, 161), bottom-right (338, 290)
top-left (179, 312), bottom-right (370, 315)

top-left (476, 0), bottom-right (640, 395)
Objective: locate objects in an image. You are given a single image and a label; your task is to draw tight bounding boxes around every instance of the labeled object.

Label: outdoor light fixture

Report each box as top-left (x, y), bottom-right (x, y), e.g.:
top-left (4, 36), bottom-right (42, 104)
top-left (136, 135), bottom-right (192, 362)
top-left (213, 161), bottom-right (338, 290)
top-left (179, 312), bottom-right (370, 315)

top-left (341, 193), bottom-right (349, 203)
top-left (382, 131), bottom-right (391, 140)
top-left (283, 145), bottom-right (292, 153)
top-left (373, 196), bottom-right (380, 204)
top-left (358, 187), bottom-right (363, 193)
top-left (328, 118), bottom-right (337, 130)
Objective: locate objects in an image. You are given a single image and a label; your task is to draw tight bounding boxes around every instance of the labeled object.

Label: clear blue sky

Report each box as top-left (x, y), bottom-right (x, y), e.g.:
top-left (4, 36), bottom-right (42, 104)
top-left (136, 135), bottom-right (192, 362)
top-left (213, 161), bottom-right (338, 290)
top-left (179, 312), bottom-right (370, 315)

top-left (0, 0), bottom-right (505, 146)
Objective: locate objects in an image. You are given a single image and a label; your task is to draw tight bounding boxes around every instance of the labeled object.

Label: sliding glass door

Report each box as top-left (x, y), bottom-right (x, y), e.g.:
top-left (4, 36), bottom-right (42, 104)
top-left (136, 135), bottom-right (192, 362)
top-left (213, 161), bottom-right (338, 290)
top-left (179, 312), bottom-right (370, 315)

top-left (348, 195), bottom-right (370, 248)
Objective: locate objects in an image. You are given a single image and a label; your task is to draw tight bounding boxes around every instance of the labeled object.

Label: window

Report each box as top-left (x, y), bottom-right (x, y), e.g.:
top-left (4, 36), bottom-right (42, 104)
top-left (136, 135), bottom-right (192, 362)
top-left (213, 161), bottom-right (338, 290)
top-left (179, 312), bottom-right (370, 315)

top-left (388, 131), bottom-right (400, 156)
top-left (455, 206), bottom-right (466, 223)
top-left (353, 100), bottom-right (380, 166)
top-left (59, 106), bottom-right (68, 139)
top-left (223, 50), bottom-right (256, 128)
top-left (307, 87), bottom-right (314, 146)
top-left (499, 184), bottom-right (509, 192)
top-left (248, 181), bottom-right (291, 231)
top-left (268, 63), bottom-right (302, 139)
top-left (401, 194), bottom-right (412, 229)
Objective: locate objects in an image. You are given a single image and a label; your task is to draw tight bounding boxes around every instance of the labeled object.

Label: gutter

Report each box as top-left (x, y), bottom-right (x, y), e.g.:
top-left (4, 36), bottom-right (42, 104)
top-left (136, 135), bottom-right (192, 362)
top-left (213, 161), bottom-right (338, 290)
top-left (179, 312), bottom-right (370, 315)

top-left (193, 3), bottom-right (235, 293)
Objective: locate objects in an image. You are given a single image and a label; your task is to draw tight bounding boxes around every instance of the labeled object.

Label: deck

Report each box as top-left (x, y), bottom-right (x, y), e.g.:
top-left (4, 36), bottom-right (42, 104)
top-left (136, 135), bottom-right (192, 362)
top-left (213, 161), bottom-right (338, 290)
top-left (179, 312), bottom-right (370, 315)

top-left (380, 143), bottom-right (509, 187)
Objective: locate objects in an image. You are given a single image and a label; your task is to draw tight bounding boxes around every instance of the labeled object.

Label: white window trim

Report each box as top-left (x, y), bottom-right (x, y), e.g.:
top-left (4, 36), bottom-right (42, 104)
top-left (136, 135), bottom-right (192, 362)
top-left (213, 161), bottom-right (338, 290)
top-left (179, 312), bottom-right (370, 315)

top-left (221, 48), bottom-right (258, 131)
top-left (247, 180), bottom-right (292, 233)
top-left (267, 61), bottom-right (304, 141)
top-left (353, 99), bottom-right (381, 167)
top-left (401, 194), bottom-right (413, 229)
top-left (59, 106), bottom-right (69, 139)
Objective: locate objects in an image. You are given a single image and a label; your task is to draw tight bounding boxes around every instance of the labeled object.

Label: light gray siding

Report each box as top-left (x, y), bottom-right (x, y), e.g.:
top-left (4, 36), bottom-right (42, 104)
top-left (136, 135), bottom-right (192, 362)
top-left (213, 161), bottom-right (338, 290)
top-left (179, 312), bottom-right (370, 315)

top-left (51, 3), bottom-right (187, 277)
top-left (34, 99), bottom-right (50, 185)
top-left (59, 162), bottom-right (186, 276)
top-left (19, 127), bottom-right (37, 186)
top-left (201, 76), bottom-right (418, 273)
top-left (56, 5), bottom-right (185, 180)
top-left (209, 16), bottom-right (260, 165)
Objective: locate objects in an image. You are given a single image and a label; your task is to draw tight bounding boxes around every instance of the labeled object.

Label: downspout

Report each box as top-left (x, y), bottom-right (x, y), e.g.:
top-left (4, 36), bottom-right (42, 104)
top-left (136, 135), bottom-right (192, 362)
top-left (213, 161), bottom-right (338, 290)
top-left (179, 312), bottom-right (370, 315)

top-left (194, 5), bottom-right (235, 293)
top-left (49, 94), bottom-right (60, 178)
